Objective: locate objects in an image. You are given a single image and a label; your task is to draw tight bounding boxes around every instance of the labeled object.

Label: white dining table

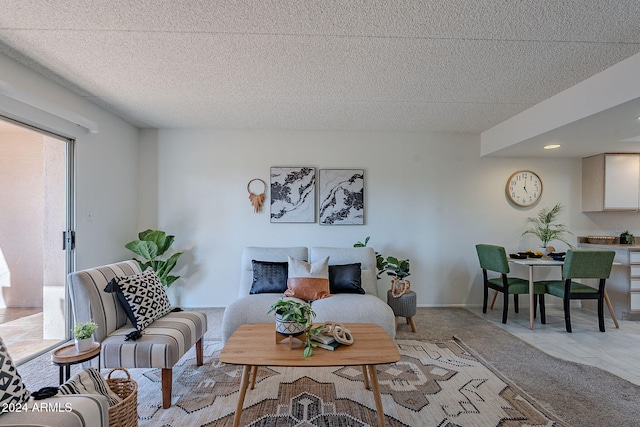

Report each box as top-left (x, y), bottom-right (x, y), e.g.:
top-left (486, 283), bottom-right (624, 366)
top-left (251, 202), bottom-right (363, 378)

top-left (509, 258), bottom-right (620, 330)
top-left (509, 258), bottom-right (563, 329)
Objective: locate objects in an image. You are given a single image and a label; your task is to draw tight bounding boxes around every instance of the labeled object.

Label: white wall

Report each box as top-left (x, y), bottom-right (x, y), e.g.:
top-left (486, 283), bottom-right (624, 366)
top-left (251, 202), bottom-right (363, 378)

top-left (3, 49), bottom-right (636, 311)
top-left (0, 52), bottom-right (139, 269)
top-left (139, 128), bottom-right (633, 308)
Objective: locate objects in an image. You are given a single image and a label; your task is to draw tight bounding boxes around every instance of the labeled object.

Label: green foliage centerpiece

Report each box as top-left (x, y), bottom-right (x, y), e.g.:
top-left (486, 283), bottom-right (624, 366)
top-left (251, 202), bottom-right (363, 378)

top-left (125, 229), bottom-right (183, 287)
top-left (267, 298), bottom-right (322, 358)
top-left (521, 203), bottom-right (573, 249)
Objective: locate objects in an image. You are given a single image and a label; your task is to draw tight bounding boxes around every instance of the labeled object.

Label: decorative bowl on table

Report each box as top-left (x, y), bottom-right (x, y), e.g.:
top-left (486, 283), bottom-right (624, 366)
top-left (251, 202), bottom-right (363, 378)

top-left (587, 236), bottom-right (616, 244)
top-left (528, 253), bottom-right (543, 258)
top-left (548, 251), bottom-right (565, 258)
top-left (509, 253), bottom-right (528, 259)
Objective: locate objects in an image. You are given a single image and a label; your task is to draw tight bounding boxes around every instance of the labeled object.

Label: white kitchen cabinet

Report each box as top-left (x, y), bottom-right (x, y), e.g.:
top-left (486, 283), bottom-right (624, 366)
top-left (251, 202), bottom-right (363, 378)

top-left (582, 153), bottom-right (640, 212)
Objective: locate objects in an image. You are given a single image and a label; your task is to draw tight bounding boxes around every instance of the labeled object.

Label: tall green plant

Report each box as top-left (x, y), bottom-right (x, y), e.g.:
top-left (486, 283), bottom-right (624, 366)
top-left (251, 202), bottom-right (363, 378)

top-left (125, 229), bottom-right (183, 287)
top-left (354, 236), bottom-right (387, 279)
top-left (521, 203), bottom-right (574, 248)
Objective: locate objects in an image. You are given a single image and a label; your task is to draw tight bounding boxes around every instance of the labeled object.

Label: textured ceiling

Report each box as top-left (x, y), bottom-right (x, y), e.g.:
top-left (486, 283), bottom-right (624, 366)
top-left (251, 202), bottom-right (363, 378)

top-left (0, 0), bottom-right (639, 133)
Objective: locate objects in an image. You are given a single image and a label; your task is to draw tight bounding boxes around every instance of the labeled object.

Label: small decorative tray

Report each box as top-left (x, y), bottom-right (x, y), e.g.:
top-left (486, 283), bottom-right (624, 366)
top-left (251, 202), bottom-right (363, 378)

top-left (509, 254), bottom-right (527, 259)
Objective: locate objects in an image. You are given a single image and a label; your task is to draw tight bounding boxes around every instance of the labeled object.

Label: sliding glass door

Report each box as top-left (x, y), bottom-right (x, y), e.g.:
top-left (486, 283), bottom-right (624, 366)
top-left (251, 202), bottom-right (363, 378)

top-left (0, 117), bottom-right (74, 362)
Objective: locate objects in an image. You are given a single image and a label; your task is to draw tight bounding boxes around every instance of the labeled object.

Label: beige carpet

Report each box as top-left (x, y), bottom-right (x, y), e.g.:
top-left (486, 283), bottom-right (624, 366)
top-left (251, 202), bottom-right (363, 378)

top-left (15, 308), bottom-right (640, 426)
top-left (131, 338), bottom-right (562, 426)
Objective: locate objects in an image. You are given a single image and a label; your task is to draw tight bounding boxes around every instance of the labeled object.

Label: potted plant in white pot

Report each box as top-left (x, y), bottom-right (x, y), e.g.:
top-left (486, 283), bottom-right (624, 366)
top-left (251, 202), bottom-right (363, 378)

top-left (267, 298), bottom-right (322, 358)
top-left (521, 203), bottom-right (574, 254)
top-left (74, 320), bottom-right (98, 352)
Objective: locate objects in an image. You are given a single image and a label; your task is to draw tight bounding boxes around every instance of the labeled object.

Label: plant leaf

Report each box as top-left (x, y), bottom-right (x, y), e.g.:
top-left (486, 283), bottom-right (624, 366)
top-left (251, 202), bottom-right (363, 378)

top-left (165, 275), bottom-right (179, 287)
top-left (125, 240), bottom-right (158, 261)
top-left (141, 230), bottom-right (170, 256)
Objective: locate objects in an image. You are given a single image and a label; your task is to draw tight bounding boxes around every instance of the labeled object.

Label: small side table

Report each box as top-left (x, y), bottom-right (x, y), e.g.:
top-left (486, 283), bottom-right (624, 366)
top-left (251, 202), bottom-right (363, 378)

top-left (387, 290), bottom-right (417, 333)
top-left (51, 342), bottom-right (101, 384)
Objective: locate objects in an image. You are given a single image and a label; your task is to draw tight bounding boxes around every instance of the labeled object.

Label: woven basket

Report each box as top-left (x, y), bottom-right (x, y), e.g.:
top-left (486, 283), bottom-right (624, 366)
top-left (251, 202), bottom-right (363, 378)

top-left (106, 368), bottom-right (138, 427)
top-left (587, 236), bottom-right (616, 245)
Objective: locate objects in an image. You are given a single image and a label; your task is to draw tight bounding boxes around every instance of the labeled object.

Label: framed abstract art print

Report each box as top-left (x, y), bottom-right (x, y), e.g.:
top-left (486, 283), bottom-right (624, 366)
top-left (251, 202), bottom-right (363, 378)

top-left (319, 169), bottom-right (364, 225)
top-left (270, 167), bottom-right (316, 223)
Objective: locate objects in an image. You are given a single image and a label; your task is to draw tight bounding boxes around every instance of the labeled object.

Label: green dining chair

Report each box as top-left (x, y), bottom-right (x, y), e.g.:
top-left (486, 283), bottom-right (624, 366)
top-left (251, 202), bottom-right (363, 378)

top-left (475, 244), bottom-right (547, 324)
top-left (544, 249), bottom-right (615, 332)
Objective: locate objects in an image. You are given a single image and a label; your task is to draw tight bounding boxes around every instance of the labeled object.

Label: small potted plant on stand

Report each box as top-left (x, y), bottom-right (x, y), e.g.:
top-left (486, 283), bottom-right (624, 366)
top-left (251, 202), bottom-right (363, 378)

top-left (74, 321), bottom-right (98, 352)
top-left (386, 256), bottom-right (411, 298)
top-left (267, 298), bottom-right (322, 358)
top-left (521, 203), bottom-right (574, 254)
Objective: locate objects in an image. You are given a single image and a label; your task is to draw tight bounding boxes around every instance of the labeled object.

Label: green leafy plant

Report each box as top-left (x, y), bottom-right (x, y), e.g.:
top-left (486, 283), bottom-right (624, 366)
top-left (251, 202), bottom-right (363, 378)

top-left (385, 256), bottom-right (411, 280)
top-left (621, 230), bottom-right (635, 245)
top-left (521, 203), bottom-right (574, 248)
top-left (267, 298), bottom-right (322, 358)
top-left (74, 321), bottom-right (98, 340)
top-left (354, 236), bottom-right (388, 279)
top-left (125, 229), bottom-right (183, 287)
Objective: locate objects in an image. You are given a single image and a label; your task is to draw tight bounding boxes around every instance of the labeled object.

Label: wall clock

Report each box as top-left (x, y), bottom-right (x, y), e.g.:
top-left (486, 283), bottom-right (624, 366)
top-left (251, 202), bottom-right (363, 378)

top-left (506, 170), bottom-right (543, 207)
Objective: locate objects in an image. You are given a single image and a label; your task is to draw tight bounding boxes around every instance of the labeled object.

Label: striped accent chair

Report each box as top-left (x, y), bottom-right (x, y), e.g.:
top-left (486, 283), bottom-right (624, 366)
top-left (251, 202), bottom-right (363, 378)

top-left (0, 394), bottom-right (109, 427)
top-left (68, 261), bottom-right (207, 409)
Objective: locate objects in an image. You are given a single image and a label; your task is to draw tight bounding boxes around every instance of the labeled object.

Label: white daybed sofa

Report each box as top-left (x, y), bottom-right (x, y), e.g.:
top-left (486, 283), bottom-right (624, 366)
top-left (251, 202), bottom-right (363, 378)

top-left (221, 246), bottom-right (396, 342)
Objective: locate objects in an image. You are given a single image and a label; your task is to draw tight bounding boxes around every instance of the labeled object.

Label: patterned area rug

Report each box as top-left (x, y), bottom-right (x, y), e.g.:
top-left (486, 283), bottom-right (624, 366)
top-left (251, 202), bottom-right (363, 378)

top-left (130, 339), bottom-right (563, 426)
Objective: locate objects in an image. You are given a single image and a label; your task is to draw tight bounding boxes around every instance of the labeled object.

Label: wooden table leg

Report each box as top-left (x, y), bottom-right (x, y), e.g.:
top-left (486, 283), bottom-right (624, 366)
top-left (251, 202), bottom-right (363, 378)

top-left (233, 365), bottom-right (252, 427)
top-left (367, 365), bottom-right (386, 427)
top-left (250, 365), bottom-right (258, 390)
top-left (604, 291), bottom-right (620, 329)
top-left (361, 365), bottom-right (370, 390)
top-left (489, 290), bottom-right (498, 310)
top-left (529, 266), bottom-right (535, 329)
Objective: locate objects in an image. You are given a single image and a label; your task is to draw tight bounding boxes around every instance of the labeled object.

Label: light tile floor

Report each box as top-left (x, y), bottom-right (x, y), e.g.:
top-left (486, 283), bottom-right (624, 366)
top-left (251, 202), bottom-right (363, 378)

top-left (469, 303), bottom-right (640, 386)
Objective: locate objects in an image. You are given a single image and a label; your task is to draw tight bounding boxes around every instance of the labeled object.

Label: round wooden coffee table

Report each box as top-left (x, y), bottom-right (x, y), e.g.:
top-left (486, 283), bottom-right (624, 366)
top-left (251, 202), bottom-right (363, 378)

top-left (51, 342), bottom-right (101, 384)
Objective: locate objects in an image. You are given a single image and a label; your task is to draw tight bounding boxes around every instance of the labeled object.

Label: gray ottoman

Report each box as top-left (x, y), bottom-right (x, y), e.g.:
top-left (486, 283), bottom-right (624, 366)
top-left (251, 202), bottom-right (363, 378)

top-left (386, 290), bottom-right (417, 332)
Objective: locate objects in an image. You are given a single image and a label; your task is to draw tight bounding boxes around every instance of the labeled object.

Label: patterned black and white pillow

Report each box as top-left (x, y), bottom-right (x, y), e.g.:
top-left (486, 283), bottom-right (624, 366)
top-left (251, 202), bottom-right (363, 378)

top-left (105, 268), bottom-right (173, 331)
top-left (0, 337), bottom-right (30, 409)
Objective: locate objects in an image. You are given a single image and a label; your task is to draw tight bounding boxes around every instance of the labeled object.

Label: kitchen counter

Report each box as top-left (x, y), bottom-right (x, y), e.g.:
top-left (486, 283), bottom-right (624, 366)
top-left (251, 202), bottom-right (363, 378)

top-left (579, 243), bottom-right (640, 249)
top-left (577, 238), bottom-right (640, 320)
top-left (577, 236), bottom-right (639, 249)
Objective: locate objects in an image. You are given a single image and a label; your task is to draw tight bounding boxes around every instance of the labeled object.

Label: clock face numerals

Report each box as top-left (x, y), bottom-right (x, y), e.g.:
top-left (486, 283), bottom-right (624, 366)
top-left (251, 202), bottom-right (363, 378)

top-left (506, 170), bottom-right (542, 207)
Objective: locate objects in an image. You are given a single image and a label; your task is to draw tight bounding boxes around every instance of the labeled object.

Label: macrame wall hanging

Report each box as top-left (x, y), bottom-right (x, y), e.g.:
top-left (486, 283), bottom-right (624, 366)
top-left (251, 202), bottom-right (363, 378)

top-left (247, 178), bottom-right (266, 213)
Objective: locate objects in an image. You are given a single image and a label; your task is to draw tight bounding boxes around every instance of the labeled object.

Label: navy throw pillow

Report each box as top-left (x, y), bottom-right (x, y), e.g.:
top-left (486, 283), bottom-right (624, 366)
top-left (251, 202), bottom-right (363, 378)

top-left (329, 263), bottom-right (364, 294)
top-left (250, 260), bottom-right (288, 294)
